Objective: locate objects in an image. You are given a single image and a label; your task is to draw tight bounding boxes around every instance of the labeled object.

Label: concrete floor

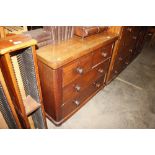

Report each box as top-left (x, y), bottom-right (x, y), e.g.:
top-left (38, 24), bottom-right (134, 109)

top-left (47, 45), bottom-right (155, 128)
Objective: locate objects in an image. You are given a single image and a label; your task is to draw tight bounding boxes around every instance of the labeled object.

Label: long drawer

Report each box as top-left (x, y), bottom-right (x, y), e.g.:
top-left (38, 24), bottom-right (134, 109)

top-left (61, 76), bottom-right (104, 119)
top-left (63, 59), bottom-right (110, 103)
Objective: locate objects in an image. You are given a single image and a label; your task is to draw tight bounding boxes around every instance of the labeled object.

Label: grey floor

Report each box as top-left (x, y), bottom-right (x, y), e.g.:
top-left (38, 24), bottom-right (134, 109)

top-left (47, 45), bottom-right (155, 128)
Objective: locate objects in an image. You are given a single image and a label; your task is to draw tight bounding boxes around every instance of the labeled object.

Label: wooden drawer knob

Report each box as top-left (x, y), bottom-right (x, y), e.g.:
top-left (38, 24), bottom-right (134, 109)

top-left (129, 49), bottom-right (133, 53)
top-left (101, 52), bottom-right (108, 57)
top-left (127, 28), bottom-right (132, 32)
top-left (75, 85), bottom-right (81, 92)
top-left (73, 100), bottom-right (80, 106)
top-left (98, 68), bottom-right (104, 73)
top-left (95, 82), bottom-right (101, 88)
top-left (115, 70), bottom-right (118, 74)
top-left (118, 57), bottom-right (123, 61)
top-left (125, 62), bottom-right (129, 65)
top-left (133, 36), bottom-right (137, 40)
top-left (76, 67), bottom-right (84, 74)
top-left (148, 33), bottom-right (153, 36)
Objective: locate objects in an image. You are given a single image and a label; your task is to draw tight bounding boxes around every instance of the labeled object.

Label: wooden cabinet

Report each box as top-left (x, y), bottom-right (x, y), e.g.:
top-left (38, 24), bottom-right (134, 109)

top-left (0, 34), bottom-right (47, 129)
top-left (106, 26), bottom-right (147, 84)
top-left (37, 33), bottom-right (118, 125)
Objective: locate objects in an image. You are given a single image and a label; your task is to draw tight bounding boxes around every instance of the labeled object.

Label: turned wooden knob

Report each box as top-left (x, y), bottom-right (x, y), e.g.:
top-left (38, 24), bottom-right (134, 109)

top-left (133, 36), bottom-right (137, 40)
top-left (101, 52), bottom-right (107, 57)
top-left (73, 100), bottom-right (80, 106)
top-left (75, 85), bottom-right (81, 92)
top-left (76, 67), bottom-right (84, 74)
top-left (129, 49), bottom-right (133, 53)
top-left (125, 62), bottom-right (129, 65)
top-left (115, 70), bottom-right (118, 74)
top-left (127, 28), bottom-right (132, 32)
top-left (118, 57), bottom-right (123, 61)
top-left (98, 68), bottom-right (104, 73)
top-left (95, 83), bottom-right (101, 88)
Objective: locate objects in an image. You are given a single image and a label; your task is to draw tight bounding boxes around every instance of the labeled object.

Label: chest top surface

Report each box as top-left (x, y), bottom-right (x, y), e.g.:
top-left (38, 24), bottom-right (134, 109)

top-left (37, 32), bottom-right (118, 69)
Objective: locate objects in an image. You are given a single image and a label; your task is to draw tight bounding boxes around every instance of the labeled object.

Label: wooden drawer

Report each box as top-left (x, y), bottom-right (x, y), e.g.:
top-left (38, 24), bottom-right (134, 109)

top-left (117, 47), bottom-right (133, 60)
top-left (113, 54), bottom-right (131, 76)
top-left (63, 60), bottom-right (109, 103)
top-left (93, 44), bottom-right (113, 66)
top-left (113, 61), bottom-right (125, 76)
top-left (62, 53), bottom-right (93, 87)
top-left (61, 76), bottom-right (104, 119)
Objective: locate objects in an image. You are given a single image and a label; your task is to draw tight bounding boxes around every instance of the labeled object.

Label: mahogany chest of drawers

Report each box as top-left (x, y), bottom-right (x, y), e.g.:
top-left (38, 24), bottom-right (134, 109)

top-left (106, 26), bottom-right (147, 84)
top-left (37, 33), bottom-right (118, 125)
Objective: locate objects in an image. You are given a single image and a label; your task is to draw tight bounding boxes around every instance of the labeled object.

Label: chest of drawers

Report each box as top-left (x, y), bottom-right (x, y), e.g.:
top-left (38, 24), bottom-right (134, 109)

top-left (37, 33), bottom-right (118, 125)
top-left (106, 26), bottom-right (147, 84)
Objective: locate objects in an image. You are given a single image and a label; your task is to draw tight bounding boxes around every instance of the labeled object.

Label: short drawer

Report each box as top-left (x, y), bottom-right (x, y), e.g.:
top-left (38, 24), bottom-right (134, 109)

top-left (63, 59), bottom-right (109, 103)
top-left (113, 62), bottom-right (125, 76)
top-left (113, 54), bottom-right (131, 76)
top-left (117, 47), bottom-right (133, 60)
top-left (62, 53), bottom-right (93, 87)
top-left (61, 76), bottom-right (104, 119)
top-left (93, 44), bottom-right (113, 66)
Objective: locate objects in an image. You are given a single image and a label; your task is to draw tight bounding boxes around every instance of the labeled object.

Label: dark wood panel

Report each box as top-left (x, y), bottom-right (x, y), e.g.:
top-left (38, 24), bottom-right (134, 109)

top-left (62, 53), bottom-right (93, 87)
top-left (38, 60), bottom-right (62, 122)
top-left (106, 26), bottom-right (147, 84)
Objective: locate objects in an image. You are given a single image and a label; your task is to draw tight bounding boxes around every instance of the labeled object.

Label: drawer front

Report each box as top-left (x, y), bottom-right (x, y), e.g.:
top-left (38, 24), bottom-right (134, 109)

top-left (63, 60), bottom-right (109, 103)
top-left (61, 77), bottom-right (104, 119)
top-left (117, 47), bottom-right (133, 61)
top-left (113, 61), bottom-right (124, 76)
top-left (62, 53), bottom-right (93, 87)
top-left (93, 44), bottom-right (113, 66)
top-left (113, 54), bottom-right (131, 76)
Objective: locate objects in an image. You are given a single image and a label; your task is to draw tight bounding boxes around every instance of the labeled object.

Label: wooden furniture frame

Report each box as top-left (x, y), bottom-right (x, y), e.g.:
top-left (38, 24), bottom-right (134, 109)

top-left (106, 26), bottom-right (147, 84)
top-left (0, 34), bottom-right (47, 129)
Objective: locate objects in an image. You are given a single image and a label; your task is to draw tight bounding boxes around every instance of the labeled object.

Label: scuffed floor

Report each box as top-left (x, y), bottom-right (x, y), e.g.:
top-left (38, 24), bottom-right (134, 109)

top-left (47, 46), bottom-right (155, 128)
